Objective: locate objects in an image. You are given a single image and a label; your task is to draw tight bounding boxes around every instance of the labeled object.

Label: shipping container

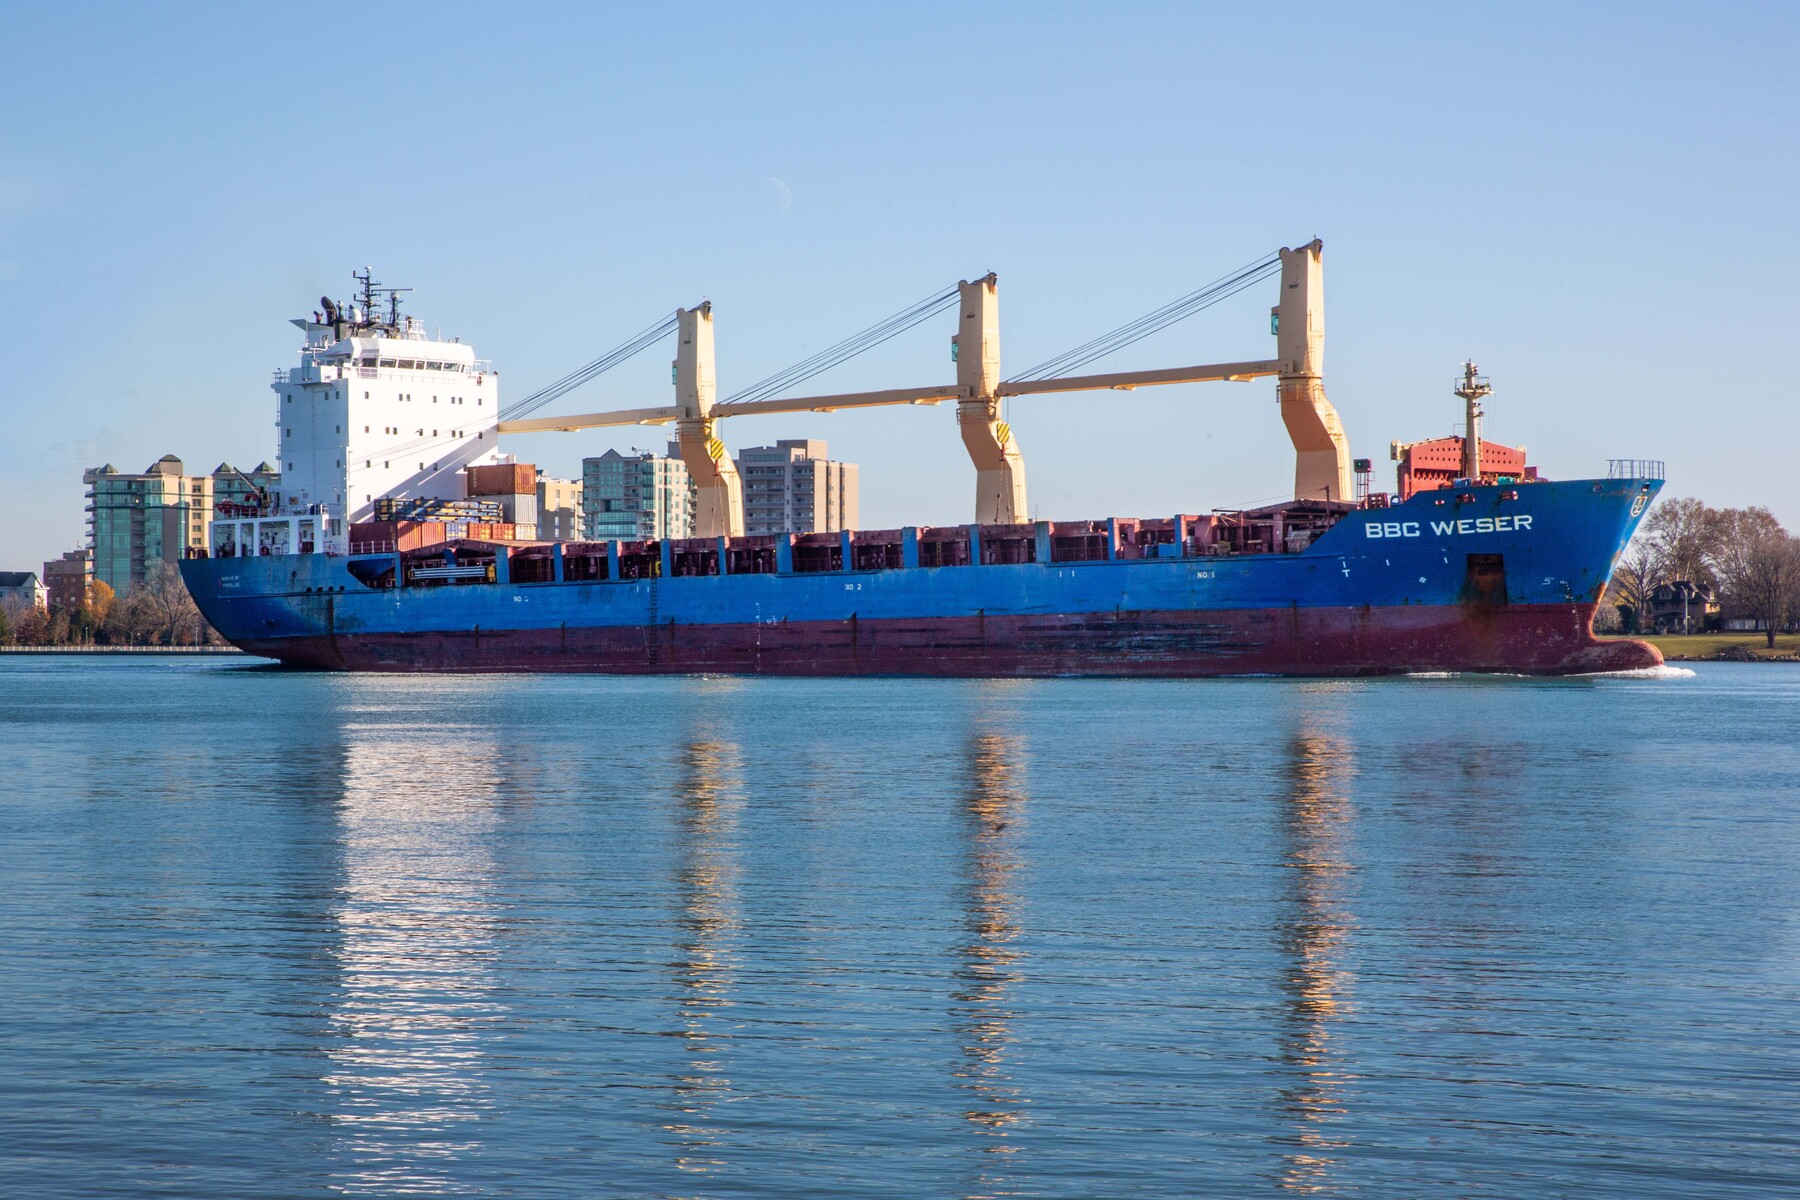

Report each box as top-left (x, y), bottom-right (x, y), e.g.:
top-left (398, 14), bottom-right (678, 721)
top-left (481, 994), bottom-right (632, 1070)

top-left (348, 519), bottom-right (448, 554)
top-left (466, 463), bottom-right (536, 496)
top-left (374, 496), bottom-right (502, 522)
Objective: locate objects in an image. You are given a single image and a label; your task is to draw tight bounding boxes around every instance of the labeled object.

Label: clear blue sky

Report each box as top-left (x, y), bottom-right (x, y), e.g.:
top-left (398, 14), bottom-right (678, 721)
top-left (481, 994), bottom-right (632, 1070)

top-left (3, 2), bottom-right (1795, 571)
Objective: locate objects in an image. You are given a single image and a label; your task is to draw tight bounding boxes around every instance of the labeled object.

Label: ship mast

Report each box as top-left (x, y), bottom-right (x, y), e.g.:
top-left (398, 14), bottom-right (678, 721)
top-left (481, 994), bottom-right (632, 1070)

top-left (350, 267), bottom-right (412, 333)
top-left (1455, 360), bottom-right (1491, 481)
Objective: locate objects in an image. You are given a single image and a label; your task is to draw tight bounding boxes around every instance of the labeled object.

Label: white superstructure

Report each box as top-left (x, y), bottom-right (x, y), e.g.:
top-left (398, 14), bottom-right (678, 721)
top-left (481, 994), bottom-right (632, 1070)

top-left (271, 271), bottom-right (503, 539)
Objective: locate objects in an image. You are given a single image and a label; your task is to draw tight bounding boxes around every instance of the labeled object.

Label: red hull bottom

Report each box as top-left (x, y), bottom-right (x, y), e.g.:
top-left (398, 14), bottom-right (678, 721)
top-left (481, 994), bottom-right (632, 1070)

top-left (240, 603), bottom-right (1662, 677)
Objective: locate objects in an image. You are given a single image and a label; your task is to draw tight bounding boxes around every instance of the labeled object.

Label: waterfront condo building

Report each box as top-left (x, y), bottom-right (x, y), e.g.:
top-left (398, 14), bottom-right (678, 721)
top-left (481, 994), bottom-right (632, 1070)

top-left (84, 457), bottom-right (280, 593)
top-left (581, 449), bottom-right (697, 541)
top-left (41, 548), bottom-right (93, 613)
top-left (736, 439), bottom-right (859, 536)
top-left (536, 472), bottom-right (583, 542)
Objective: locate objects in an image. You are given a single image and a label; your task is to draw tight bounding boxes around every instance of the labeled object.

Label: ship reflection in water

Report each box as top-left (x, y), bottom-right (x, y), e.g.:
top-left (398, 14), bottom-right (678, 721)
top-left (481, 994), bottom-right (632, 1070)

top-left (320, 706), bottom-right (508, 1196)
top-left (953, 687), bottom-right (1032, 1197)
top-left (1271, 693), bottom-right (1359, 1194)
top-left (661, 694), bottom-right (746, 1179)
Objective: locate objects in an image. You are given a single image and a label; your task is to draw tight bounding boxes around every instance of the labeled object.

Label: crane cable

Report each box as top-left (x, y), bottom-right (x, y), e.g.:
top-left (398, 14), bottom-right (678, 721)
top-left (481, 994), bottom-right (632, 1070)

top-left (724, 284), bottom-right (960, 406)
top-left (499, 310), bottom-right (683, 422)
top-left (1008, 252), bottom-right (1282, 383)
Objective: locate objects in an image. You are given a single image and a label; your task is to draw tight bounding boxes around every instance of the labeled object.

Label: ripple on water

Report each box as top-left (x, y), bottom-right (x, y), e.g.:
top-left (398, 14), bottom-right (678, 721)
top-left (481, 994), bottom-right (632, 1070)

top-left (0, 659), bottom-right (1794, 1199)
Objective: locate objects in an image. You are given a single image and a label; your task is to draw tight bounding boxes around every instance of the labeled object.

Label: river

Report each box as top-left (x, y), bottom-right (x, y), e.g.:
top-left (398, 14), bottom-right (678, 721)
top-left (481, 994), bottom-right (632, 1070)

top-left (2, 658), bottom-right (1794, 1198)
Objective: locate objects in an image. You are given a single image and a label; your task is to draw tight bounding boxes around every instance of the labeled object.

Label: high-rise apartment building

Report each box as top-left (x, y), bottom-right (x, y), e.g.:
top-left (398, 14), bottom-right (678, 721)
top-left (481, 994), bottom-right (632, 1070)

top-left (736, 439), bottom-right (859, 536)
top-left (84, 457), bottom-right (280, 593)
top-left (581, 449), bottom-right (697, 541)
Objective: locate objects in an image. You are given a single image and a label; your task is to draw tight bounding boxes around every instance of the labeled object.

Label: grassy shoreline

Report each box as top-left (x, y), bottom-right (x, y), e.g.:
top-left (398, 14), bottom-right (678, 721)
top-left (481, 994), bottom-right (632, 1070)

top-left (1608, 633), bottom-right (1800, 661)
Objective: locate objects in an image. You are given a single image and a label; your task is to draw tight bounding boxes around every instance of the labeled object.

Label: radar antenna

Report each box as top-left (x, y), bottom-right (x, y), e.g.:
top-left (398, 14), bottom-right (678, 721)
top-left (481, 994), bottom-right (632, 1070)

top-left (350, 268), bottom-right (412, 332)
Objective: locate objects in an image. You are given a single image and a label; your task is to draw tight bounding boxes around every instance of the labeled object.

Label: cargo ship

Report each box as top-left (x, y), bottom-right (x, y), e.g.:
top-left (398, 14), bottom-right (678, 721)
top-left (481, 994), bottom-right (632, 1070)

top-left (181, 248), bottom-right (1665, 676)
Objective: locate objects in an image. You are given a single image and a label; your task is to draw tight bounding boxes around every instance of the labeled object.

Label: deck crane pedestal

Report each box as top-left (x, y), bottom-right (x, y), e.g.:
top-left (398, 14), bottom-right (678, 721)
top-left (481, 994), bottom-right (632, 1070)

top-left (1273, 240), bottom-right (1353, 503)
top-left (671, 303), bottom-right (746, 537)
top-left (953, 274), bottom-right (1028, 524)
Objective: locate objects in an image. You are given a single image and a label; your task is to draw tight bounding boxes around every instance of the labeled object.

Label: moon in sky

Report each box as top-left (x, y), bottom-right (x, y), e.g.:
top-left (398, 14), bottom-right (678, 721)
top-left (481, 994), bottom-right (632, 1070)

top-left (768, 176), bottom-right (793, 213)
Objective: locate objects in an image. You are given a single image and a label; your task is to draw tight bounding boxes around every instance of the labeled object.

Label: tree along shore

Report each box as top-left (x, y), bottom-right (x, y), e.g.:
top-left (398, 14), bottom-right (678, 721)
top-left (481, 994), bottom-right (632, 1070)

top-left (1604, 498), bottom-right (1800, 647)
top-left (0, 562), bottom-right (221, 648)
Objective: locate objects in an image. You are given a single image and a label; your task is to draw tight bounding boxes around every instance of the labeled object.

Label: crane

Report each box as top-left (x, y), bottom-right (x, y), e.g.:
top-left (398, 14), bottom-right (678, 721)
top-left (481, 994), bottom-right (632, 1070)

top-left (215, 462), bottom-right (271, 516)
top-left (494, 240), bottom-right (1350, 538)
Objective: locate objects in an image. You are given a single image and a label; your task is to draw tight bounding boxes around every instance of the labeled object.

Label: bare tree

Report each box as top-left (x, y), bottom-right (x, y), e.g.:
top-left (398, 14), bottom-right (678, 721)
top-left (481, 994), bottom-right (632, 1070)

top-left (1612, 534), bottom-right (1665, 633)
top-left (1710, 507), bottom-right (1800, 649)
top-left (126, 562), bottom-right (209, 645)
top-left (1644, 497), bottom-right (1720, 588)
top-left (103, 588), bottom-right (151, 645)
top-left (14, 606), bottom-right (51, 645)
top-left (2, 596), bottom-right (51, 645)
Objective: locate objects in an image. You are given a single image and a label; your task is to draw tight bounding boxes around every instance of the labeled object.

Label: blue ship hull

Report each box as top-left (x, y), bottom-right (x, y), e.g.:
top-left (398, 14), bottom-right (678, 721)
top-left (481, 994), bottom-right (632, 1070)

top-left (181, 477), bottom-right (1663, 676)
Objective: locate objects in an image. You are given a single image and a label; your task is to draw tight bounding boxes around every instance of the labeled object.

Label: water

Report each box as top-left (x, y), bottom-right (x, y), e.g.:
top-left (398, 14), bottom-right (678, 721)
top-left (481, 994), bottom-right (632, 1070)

top-left (2, 658), bottom-right (1796, 1198)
